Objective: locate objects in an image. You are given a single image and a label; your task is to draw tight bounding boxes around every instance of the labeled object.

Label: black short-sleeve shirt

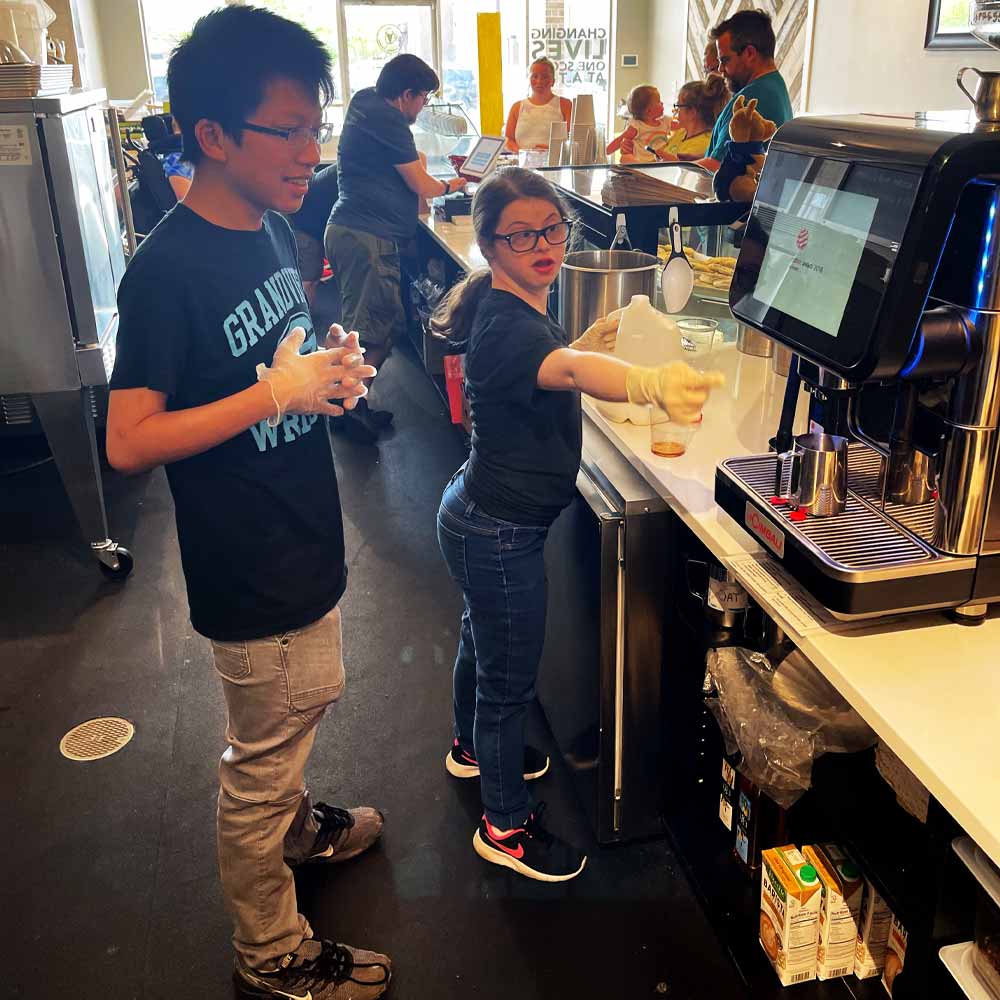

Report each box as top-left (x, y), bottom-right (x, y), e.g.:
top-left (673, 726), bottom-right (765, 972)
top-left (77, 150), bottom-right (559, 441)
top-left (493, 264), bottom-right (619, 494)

top-left (329, 87), bottom-right (420, 242)
top-left (290, 164), bottom-right (339, 243)
top-left (463, 289), bottom-right (581, 526)
top-left (110, 205), bottom-right (347, 641)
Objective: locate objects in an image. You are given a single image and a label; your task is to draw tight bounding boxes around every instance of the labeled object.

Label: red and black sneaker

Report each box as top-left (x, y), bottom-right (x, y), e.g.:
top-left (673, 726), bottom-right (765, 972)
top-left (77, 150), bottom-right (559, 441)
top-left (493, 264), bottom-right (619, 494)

top-left (472, 803), bottom-right (587, 882)
top-left (445, 739), bottom-right (550, 781)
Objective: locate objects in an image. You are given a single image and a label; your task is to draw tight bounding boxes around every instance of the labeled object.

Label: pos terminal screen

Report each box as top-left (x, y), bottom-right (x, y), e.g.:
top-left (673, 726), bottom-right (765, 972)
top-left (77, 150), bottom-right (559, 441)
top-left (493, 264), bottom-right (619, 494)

top-left (732, 151), bottom-right (921, 366)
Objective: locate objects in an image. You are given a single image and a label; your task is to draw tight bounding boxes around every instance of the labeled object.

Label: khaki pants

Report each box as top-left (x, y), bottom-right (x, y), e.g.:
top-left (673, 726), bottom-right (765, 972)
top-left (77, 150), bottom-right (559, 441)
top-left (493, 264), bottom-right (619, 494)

top-left (211, 606), bottom-right (345, 969)
top-left (325, 223), bottom-right (406, 352)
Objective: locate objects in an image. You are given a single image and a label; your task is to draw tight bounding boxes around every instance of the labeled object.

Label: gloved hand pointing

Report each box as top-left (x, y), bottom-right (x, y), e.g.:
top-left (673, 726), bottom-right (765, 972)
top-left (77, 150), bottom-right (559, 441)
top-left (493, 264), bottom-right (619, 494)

top-left (256, 328), bottom-right (377, 427)
top-left (625, 361), bottom-right (726, 424)
top-left (569, 308), bottom-right (624, 353)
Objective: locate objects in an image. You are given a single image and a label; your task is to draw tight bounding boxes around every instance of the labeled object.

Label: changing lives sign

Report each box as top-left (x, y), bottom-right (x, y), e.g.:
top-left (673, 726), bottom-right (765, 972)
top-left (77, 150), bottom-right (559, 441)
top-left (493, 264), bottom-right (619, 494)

top-left (530, 27), bottom-right (608, 88)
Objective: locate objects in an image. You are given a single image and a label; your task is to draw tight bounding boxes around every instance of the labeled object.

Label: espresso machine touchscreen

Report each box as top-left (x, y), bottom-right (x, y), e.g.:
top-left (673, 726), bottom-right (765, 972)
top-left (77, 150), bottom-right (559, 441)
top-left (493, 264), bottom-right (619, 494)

top-left (715, 114), bottom-right (1000, 622)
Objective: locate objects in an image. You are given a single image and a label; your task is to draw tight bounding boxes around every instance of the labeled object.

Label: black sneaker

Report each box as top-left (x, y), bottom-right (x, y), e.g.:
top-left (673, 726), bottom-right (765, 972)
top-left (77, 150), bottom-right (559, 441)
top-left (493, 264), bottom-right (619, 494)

top-left (472, 803), bottom-right (587, 882)
top-left (285, 804), bottom-right (384, 866)
top-left (234, 939), bottom-right (391, 1000)
top-left (445, 738), bottom-right (550, 781)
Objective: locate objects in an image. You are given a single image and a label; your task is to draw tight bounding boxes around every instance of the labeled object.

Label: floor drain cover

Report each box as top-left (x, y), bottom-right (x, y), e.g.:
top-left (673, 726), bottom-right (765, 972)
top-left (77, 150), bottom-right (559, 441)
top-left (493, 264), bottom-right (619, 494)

top-left (59, 717), bottom-right (134, 761)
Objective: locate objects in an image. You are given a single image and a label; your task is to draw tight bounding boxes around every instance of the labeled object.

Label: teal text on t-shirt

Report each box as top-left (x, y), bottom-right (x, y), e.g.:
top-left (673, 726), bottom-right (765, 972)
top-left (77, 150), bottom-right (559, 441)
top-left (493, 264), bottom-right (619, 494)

top-left (707, 71), bottom-right (794, 163)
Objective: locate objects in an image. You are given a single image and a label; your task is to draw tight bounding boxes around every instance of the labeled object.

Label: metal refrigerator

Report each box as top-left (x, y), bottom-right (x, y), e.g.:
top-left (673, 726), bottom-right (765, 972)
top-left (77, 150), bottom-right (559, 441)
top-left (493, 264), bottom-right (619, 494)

top-left (0, 88), bottom-right (133, 577)
top-left (537, 415), bottom-right (671, 843)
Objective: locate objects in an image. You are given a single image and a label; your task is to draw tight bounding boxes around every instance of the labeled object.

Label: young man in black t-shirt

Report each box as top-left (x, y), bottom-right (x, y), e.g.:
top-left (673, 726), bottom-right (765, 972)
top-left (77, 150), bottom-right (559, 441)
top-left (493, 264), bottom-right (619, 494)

top-left (107, 9), bottom-right (391, 998)
top-left (326, 53), bottom-right (467, 442)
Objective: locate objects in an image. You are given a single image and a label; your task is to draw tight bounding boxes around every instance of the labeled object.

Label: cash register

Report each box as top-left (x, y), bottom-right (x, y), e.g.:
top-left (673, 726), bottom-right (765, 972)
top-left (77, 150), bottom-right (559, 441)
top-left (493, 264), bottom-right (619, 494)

top-left (439, 134), bottom-right (505, 221)
top-left (714, 113), bottom-right (1000, 622)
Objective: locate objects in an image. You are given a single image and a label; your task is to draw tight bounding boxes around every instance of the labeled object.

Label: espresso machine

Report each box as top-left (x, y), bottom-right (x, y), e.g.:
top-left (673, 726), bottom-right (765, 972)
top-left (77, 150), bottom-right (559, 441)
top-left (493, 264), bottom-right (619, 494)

top-left (714, 109), bottom-right (1000, 622)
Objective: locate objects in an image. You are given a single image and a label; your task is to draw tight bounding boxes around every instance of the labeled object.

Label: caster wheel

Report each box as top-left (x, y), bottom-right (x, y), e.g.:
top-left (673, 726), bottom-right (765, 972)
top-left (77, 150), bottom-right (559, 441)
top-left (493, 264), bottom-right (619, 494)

top-left (99, 546), bottom-right (134, 580)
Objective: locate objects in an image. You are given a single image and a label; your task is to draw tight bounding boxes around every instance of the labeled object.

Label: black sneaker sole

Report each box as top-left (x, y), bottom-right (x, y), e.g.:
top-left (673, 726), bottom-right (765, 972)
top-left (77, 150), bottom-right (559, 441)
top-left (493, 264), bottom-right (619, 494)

top-left (445, 752), bottom-right (550, 781)
top-left (472, 828), bottom-right (587, 882)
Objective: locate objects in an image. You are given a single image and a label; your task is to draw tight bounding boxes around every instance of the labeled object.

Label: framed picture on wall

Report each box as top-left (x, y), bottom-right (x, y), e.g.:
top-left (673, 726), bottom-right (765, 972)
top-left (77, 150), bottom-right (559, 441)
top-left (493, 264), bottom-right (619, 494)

top-left (925, 0), bottom-right (990, 49)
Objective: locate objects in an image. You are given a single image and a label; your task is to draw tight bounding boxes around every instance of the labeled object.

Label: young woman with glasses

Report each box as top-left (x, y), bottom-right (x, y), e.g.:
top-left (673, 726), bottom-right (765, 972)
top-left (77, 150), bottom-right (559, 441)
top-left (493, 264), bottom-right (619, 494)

top-left (651, 77), bottom-right (729, 162)
top-left (431, 168), bottom-right (724, 881)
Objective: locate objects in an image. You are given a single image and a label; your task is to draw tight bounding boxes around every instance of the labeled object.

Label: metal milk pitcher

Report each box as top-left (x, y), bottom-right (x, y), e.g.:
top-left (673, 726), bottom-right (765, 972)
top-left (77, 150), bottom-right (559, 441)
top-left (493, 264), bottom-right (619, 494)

top-left (957, 66), bottom-right (1000, 122)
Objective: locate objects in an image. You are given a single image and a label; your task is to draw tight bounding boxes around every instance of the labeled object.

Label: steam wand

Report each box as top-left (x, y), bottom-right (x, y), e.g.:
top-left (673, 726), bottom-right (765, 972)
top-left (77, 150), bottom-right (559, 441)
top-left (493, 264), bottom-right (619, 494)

top-left (771, 355), bottom-right (801, 495)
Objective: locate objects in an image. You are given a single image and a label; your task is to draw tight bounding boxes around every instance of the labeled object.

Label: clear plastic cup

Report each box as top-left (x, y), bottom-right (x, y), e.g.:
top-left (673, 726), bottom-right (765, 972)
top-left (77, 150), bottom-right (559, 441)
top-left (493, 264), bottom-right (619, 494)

top-left (677, 317), bottom-right (720, 357)
top-left (649, 405), bottom-right (700, 458)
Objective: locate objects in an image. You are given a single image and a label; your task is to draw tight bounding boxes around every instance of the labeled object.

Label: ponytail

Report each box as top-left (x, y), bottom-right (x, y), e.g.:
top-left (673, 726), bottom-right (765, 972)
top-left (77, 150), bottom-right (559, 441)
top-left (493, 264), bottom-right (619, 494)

top-left (431, 268), bottom-right (493, 352)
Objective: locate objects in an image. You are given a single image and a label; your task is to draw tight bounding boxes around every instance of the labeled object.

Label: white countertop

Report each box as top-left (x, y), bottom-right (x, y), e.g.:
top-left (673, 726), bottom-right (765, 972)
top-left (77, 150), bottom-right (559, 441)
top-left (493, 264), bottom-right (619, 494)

top-left (582, 342), bottom-right (1000, 871)
top-left (418, 211), bottom-right (486, 271)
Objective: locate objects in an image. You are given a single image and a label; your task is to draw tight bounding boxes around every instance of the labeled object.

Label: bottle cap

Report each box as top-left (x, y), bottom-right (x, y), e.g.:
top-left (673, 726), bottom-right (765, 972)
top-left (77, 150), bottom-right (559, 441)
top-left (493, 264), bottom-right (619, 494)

top-left (800, 864), bottom-right (819, 884)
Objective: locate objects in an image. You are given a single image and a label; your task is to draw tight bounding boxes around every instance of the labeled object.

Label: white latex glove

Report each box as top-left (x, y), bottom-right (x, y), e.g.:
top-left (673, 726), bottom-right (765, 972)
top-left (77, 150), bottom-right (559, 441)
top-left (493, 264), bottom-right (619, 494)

top-left (256, 327), bottom-right (376, 426)
top-left (625, 361), bottom-right (725, 424)
top-left (569, 308), bottom-right (624, 353)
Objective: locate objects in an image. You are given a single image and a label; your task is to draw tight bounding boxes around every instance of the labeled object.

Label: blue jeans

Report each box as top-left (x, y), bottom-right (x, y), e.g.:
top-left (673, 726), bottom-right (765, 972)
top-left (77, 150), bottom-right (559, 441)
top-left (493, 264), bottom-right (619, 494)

top-left (437, 467), bottom-right (549, 830)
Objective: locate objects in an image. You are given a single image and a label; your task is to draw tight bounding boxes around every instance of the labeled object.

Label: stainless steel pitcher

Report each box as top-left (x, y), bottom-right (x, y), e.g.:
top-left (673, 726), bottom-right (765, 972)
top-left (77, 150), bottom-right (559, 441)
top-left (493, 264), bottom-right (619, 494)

top-left (778, 432), bottom-right (849, 517)
top-left (957, 66), bottom-right (1000, 122)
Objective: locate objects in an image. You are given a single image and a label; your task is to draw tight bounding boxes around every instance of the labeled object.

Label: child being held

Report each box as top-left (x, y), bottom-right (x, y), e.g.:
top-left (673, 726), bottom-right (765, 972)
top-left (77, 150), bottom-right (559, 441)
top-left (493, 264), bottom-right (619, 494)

top-left (606, 85), bottom-right (670, 164)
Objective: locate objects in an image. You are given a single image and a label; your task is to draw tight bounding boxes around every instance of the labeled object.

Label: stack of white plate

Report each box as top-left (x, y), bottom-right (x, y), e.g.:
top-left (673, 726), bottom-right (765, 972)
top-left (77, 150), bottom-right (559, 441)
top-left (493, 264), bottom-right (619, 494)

top-left (0, 63), bottom-right (74, 98)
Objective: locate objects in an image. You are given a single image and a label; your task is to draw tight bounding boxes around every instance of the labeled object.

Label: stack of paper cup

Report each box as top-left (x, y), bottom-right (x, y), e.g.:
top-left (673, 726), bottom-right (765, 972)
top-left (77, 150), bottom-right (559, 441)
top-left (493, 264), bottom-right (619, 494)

top-left (547, 120), bottom-right (569, 166)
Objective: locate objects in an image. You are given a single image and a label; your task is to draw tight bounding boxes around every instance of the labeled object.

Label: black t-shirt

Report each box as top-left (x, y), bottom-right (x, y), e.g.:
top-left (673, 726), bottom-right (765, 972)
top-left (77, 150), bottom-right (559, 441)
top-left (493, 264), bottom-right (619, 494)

top-left (290, 164), bottom-right (339, 243)
top-left (463, 289), bottom-right (581, 526)
top-left (329, 87), bottom-right (419, 242)
top-left (111, 205), bottom-right (347, 641)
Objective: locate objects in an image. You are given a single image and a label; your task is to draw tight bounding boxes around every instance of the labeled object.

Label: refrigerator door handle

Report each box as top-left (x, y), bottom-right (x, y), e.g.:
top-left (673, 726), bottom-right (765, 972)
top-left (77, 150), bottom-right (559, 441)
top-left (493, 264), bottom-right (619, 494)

top-left (613, 518), bottom-right (626, 832)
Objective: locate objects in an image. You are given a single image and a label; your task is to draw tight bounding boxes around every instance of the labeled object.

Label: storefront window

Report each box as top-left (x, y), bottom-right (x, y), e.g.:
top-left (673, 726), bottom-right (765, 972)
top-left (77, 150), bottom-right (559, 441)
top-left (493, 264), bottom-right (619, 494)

top-left (342, 3), bottom-right (435, 95)
top-left (526, 0), bottom-right (612, 127)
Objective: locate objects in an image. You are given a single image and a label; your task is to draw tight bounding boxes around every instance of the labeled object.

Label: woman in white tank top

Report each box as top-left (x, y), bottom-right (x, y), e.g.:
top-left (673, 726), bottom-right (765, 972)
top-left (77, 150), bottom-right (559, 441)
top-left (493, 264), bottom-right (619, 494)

top-left (504, 58), bottom-right (572, 151)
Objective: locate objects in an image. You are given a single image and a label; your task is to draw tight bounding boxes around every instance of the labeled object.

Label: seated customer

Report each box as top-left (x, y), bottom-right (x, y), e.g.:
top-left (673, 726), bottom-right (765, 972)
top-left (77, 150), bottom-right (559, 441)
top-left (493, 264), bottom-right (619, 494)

top-left (504, 58), bottom-right (572, 152)
top-left (695, 9), bottom-right (793, 173)
top-left (650, 77), bottom-right (728, 161)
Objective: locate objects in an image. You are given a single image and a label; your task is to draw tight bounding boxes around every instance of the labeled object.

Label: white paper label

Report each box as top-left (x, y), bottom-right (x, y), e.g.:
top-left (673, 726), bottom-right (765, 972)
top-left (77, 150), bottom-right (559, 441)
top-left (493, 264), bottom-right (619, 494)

top-left (0, 125), bottom-right (31, 165)
top-left (707, 576), bottom-right (750, 612)
top-left (745, 502), bottom-right (786, 558)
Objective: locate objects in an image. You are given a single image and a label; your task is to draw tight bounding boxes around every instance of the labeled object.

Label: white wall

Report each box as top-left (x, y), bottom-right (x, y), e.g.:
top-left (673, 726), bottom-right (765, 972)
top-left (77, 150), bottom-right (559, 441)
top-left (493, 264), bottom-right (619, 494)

top-left (807, 0), bottom-right (1000, 114)
top-left (647, 0), bottom-right (687, 111)
top-left (95, 0), bottom-right (151, 101)
top-left (611, 0), bottom-right (651, 126)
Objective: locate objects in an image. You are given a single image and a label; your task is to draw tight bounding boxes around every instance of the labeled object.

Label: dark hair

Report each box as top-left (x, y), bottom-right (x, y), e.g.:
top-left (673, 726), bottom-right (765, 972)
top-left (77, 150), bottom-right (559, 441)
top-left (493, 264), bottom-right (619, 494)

top-left (168, 6), bottom-right (334, 166)
top-left (375, 54), bottom-right (440, 100)
top-left (626, 84), bottom-right (660, 121)
top-left (711, 9), bottom-right (776, 61)
top-left (678, 76), bottom-right (729, 128)
top-left (431, 167), bottom-right (571, 349)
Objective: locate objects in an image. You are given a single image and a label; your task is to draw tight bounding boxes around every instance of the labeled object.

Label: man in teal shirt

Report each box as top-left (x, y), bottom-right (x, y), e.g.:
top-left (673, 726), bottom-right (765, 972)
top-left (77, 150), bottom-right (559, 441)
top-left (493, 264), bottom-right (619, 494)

top-left (701, 9), bottom-right (793, 172)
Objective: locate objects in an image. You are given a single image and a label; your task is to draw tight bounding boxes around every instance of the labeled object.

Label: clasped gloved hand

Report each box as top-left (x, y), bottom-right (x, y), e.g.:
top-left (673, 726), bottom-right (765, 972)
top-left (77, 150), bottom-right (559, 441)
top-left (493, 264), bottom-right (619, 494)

top-left (256, 327), bottom-right (377, 427)
top-left (569, 308), bottom-right (624, 353)
top-left (625, 361), bottom-right (726, 423)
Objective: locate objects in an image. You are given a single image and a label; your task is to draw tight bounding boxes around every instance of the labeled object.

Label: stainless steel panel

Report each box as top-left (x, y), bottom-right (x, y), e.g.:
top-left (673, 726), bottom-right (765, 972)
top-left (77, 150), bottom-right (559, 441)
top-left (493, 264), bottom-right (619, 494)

top-left (42, 105), bottom-right (125, 351)
top-left (0, 88), bottom-right (108, 116)
top-left (0, 111), bottom-right (78, 394)
top-left (934, 425), bottom-right (998, 554)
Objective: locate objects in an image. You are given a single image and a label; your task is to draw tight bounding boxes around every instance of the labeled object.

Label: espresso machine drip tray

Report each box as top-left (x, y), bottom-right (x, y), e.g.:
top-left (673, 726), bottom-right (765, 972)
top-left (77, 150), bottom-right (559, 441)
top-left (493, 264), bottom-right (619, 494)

top-left (715, 444), bottom-right (976, 618)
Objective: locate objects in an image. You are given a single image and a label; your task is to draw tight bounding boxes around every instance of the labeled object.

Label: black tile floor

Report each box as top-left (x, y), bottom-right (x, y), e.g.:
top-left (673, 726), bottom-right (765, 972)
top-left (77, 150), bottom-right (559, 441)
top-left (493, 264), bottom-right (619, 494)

top-left (0, 344), bottom-right (747, 1000)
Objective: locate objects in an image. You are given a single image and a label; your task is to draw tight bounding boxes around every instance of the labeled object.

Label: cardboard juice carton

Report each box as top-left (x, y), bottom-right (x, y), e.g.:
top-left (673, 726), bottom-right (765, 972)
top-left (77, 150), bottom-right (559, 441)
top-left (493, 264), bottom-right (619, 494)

top-left (804, 843), bottom-right (864, 979)
top-left (882, 915), bottom-right (907, 996)
top-left (760, 845), bottom-right (822, 986)
top-left (854, 879), bottom-right (893, 979)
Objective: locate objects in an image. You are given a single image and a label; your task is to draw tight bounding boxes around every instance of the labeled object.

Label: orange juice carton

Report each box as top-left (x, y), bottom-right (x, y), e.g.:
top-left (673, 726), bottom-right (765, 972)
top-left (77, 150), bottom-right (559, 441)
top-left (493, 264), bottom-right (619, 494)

top-left (881, 915), bottom-right (907, 996)
top-left (760, 845), bottom-right (822, 986)
top-left (803, 844), bottom-right (864, 979)
top-left (854, 879), bottom-right (893, 979)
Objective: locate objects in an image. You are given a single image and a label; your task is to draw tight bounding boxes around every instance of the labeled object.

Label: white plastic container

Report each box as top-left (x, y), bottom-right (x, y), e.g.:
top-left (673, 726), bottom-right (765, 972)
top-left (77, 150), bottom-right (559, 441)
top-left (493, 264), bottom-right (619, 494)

top-left (0, 0), bottom-right (55, 64)
top-left (594, 293), bottom-right (684, 424)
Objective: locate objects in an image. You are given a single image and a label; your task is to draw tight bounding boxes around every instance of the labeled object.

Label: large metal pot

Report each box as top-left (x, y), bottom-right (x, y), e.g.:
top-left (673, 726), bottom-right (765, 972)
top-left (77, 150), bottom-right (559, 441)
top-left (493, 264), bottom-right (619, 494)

top-left (558, 249), bottom-right (659, 338)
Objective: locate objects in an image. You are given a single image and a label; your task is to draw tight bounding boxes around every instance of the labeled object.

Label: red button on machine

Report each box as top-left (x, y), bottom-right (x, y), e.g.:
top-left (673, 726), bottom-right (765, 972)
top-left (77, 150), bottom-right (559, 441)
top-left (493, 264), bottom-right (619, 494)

top-left (789, 510), bottom-right (808, 523)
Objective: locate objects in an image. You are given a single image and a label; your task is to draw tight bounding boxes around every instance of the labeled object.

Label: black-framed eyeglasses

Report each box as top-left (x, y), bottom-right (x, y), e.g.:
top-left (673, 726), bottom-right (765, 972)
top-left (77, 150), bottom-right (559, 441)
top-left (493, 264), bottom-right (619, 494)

top-left (672, 103), bottom-right (692, 111)
top-left (241, 121), bottom-right (335, 148)
top-left (493, 220), bottom-right (573, 253)
top-left (718, 45), bottom-right (748, 67)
